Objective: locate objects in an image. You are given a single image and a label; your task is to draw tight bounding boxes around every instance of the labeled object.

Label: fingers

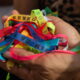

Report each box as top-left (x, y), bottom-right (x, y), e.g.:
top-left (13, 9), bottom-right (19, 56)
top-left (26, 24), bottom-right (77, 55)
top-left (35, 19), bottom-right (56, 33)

top-left (3, 48), bottom-right (35, 66)
top-left (11, 10), bottom-right (20, 15)
top-left (0, 49), bottom-right (34, 80)
top-left (0, 60), bottom-right (31, 80)
top-left (4, 48), bottom-right (34, 59)
top-left (2, 10), bottom-right (20, 24)
top-left (2, 16), bottom-right (8, 24)
top-left (48, 16), bottom-right (80, 49)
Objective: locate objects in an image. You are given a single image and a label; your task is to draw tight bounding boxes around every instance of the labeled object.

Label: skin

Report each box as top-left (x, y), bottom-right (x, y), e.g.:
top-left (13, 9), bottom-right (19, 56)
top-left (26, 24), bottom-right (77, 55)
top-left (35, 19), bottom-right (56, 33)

top-left (0, 10), bottom-right (80, 80)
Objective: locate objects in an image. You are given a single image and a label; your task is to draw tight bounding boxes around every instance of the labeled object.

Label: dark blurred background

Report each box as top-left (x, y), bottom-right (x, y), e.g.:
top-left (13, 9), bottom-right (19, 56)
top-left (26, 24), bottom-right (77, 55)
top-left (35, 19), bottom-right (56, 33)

top-left (0, 0), bottom-right (13, 6)
top-left (41, 0), bottom-right (80, 33)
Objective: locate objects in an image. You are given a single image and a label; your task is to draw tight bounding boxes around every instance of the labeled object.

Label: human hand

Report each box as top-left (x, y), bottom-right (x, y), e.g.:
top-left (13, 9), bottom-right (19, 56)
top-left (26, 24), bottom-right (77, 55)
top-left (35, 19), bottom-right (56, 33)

top-left (1, 10), bottom-right (80, 80)
top-left (48, 16), bottom-right (80, 49)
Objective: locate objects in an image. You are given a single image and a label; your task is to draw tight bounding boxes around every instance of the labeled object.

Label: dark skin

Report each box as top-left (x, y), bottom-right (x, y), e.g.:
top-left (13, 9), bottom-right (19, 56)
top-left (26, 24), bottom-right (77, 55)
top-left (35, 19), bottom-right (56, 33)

top-left (0, 10), bottom-right (80, 80)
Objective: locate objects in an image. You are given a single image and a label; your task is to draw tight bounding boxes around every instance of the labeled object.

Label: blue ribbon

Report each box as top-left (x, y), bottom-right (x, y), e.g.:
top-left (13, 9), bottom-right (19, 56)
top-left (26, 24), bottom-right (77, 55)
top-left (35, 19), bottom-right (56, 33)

top-left (0, 22), bottom-right (60, 60)
top-left (0, 42), bottom-right (13, 61)
top-left (23, 23), bottom-right (44, 41)
top-left (8, 32), bottom-right (59, 52)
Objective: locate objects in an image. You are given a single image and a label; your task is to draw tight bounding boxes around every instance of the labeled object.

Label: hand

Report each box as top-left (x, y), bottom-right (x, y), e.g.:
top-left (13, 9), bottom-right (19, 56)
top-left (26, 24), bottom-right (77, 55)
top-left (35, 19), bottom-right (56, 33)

top-left (1, 10), bottom-right (80, 80)
top-left (48, 16), bottom-right (80, 49)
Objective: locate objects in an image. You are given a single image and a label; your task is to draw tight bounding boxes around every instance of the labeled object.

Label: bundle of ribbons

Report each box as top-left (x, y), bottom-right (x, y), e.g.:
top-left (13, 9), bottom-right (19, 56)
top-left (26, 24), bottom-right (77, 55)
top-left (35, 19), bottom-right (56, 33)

top-left (0, 9), bottom-right (78, 61)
